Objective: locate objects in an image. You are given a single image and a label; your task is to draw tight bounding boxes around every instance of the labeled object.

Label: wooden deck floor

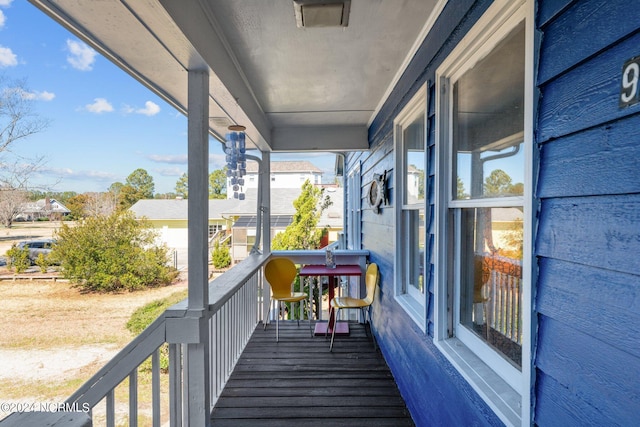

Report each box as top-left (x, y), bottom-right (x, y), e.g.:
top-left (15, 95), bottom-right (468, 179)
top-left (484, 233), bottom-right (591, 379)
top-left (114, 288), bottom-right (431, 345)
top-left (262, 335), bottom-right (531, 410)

top-left (211, 321), bottom-right (415, 426)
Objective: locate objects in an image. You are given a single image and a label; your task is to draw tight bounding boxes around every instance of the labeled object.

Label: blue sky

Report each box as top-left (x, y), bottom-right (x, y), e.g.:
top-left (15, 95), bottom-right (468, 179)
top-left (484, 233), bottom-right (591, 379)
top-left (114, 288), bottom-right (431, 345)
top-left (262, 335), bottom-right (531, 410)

top-left (0, 0), bottom-right (335, 194)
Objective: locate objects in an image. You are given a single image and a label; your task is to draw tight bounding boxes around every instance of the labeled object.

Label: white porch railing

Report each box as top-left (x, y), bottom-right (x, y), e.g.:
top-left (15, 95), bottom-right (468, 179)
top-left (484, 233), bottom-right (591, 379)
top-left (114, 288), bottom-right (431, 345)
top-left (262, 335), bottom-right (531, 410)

top-left (478, 253), bottom-right (522, 345)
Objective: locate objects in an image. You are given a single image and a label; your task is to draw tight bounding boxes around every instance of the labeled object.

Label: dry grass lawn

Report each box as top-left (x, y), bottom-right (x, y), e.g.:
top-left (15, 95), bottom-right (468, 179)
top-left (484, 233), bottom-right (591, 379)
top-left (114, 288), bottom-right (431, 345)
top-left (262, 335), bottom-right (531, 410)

top-left (0, 278), bottom-right (187, 424)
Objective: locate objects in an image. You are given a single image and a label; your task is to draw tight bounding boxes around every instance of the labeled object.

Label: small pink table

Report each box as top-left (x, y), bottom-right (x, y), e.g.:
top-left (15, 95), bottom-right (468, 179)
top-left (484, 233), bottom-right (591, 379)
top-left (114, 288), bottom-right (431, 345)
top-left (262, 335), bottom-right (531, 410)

top-left (299, 264), bottom-right (362, 336)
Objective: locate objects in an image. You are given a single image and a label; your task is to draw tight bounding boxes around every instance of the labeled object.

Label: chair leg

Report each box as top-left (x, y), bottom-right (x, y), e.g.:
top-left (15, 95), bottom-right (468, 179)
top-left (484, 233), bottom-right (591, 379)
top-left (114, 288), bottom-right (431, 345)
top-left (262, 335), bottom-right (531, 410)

top-left (264, 298), bottom-right (271, 330)
top-left (330, 307), bottom-right (340, 352)
top-left (366, 306), bottom-right (377, 351)
top-left (276, 301), bottom-right (280, 342)
top-left (325, 305), bottom-right (334, 339)
top-left (306, 299), bottom-right (313, 337)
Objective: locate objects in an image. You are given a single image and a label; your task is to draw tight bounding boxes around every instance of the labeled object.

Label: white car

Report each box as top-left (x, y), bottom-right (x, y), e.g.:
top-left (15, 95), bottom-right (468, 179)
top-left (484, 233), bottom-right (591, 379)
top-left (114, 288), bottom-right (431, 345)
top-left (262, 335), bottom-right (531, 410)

top-left (17, 239), bottom-right (56, 263)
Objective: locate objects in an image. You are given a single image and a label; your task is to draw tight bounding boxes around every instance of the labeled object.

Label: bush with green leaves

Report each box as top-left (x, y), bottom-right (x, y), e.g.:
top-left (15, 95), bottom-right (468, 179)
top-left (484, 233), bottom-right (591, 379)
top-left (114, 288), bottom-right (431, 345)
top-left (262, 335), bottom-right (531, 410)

top-left (127, 290), bottom-right (187, 372)
top-left (211, 241), bottom-right (231, 269)
top-left (35, 253), bottom-right (50, 273)
top-left (5, 244), bottom-right (30, 273)
top-left (51, 211), bottom-right (178, 292)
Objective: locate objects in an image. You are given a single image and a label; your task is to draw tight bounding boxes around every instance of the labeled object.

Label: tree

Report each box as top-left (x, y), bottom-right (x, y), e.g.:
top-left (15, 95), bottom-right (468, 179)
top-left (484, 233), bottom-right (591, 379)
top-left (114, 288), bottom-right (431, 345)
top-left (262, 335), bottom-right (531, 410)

top-left (209, 168), bottom-right (227, 199)
top-left (51, 211), bottom-right (178, 292)
top-left (0, 78), bottom-right (50, 227)
top-left (84, 192), bottom-right (116, 217)
top-left (457, 175), bottom-right (468, 199)
top-left (113, 169), bottom-right (155, 211)
top-left (174, 167), bottom-right (228, 199)
top-left (271, 180), bottom-right (332, 250)
top-left (66, 193), bottom-right (89, 219)
top-left (175, 173), bottom-right (188, 198)
top-left (0, 187), bottom-right (28, 227)
top-left (1, 76), bottom-right (49, 156)
top-left (126, 168), bottom-right (155, 198)
top-left (211, 241), bottom-right (231, 269)
top-left (483, 169), bottom-right (523, 197)
top-left (5, 243), bottom-right (30, 273)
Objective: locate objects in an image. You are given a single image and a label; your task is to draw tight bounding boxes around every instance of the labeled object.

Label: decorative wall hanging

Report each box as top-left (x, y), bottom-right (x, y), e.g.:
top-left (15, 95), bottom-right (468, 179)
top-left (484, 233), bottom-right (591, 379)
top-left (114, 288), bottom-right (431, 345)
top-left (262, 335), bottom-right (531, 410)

top-left (368, 170), bottom-right (388, 214)
top-left (225, 125), bottom-right (247, 200)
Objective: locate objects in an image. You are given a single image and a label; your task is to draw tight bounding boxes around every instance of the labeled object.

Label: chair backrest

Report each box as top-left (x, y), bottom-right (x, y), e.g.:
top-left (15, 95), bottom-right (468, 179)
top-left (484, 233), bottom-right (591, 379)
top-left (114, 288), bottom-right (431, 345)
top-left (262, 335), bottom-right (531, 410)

top-left (265, 258), bottom-right (298, 298)
top-left (363, 263), bottom-right (379, 305)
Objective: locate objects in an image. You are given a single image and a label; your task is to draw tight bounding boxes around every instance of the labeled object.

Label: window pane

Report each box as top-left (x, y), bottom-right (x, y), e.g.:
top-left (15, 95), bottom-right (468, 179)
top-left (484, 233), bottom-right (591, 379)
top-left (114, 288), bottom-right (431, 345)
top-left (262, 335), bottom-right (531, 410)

top-left (452, 23), bottom-right (525, 200)
top-left (458, 207), bottom-right (523, 368)
top-left (404, 208), bottom-right (425, 295)
top-left (404, 113), bottom-right (425, 205)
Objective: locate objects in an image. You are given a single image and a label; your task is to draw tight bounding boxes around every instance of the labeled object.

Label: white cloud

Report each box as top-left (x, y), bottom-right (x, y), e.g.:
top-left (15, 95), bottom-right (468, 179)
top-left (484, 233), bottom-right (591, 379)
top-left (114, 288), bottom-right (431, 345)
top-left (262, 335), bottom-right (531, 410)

top-left (0, 45), bottom-right (17, 67)
top-left (136, 101), bottom-right (160, 116)
top-left (0, 10), bottom-right (6, 28)
top-left (155, 167), bottom-right (184, 177)
top-left (148, 154), bottom-right (188, 164)
top-left (66, 39), bottom-right (96, 71)
top-left (0, 1), bottom-right (14, 7)
top-left (124, 101), bottom-right (161, 116)
top-left (19, 89), bottom-right (55, 101)
top-left (85, 98), bottom-right (113, 114)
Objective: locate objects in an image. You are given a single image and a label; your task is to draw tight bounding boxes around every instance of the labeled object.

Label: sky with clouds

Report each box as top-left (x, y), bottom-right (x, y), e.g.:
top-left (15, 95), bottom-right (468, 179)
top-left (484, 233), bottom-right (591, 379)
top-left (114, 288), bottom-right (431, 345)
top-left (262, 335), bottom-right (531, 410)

top-left (0, 0), bottom-right (335, 194)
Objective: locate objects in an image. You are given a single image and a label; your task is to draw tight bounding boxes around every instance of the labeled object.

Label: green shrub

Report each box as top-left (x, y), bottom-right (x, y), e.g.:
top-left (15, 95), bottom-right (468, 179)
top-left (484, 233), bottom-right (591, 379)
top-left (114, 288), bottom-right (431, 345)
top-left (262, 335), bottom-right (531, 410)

top-left (35, 253), bottom-right (50, 273)
top-left (127, 290), bottom-right (188, 372)
top-left (6, 245), bottom-right (30, 273)
top-left (211, 241), bottom-right (231, 269)
top-left (51, 211), bottom-right (179, 292)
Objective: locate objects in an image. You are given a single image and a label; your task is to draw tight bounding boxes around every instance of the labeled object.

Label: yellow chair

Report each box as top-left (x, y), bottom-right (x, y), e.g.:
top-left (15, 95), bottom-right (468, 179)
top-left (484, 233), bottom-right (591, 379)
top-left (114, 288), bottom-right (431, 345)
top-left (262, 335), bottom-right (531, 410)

top-left (264, 257), bottom-right (313, 341)
top-left (327, 263), bottom-right (379, 351)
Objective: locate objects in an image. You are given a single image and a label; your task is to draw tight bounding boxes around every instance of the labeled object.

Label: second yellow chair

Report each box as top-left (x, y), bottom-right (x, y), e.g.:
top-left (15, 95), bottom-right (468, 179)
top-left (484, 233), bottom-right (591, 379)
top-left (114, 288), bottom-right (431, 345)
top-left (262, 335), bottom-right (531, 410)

top-left (327, 262), bottom-right (379, 351)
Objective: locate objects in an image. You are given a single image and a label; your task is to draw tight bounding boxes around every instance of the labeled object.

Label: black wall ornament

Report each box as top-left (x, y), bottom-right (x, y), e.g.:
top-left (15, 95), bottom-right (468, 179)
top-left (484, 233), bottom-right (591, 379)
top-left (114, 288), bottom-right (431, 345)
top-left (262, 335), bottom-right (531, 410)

top-left (368, 170), bottom-right (388, 214)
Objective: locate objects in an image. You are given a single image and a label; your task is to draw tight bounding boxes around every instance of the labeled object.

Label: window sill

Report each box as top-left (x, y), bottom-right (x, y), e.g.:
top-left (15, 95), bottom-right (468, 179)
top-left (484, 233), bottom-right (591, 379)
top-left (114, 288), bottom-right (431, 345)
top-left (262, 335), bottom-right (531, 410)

top-left (395, 294), bottom-right (426, 332)
top-left (436, 337), bottom-right (521, 426)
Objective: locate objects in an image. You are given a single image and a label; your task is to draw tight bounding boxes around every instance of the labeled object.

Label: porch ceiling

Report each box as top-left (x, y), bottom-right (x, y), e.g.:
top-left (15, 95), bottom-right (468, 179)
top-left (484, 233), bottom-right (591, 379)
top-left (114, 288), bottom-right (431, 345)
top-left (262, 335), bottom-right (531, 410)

top-left (28, 0), bottom-right (441, 153)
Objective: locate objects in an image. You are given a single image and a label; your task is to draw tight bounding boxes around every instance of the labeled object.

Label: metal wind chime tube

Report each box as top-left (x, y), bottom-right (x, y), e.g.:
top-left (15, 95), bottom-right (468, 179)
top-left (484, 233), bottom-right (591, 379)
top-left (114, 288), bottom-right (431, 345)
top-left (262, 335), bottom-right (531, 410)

top-left (225, 125), bottom-right (247, 200)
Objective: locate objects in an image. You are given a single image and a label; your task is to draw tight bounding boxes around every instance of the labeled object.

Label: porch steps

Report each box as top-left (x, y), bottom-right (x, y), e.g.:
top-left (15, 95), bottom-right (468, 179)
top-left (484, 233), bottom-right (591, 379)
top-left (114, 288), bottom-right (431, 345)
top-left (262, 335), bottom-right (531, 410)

top-left (211, 321), bottom-right (414, 426)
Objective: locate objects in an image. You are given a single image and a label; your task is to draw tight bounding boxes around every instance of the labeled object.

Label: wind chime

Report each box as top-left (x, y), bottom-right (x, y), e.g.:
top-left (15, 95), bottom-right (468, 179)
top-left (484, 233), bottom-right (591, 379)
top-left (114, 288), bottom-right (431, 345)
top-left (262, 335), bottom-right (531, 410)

top-left (225, 125), bottom-right (247, 199)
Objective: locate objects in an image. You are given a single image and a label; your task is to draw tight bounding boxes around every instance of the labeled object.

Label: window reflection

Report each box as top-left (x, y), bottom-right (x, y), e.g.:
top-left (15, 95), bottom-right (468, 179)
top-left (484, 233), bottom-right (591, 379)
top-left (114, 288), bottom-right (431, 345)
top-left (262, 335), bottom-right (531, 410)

top-left (458, 207), bottom-right (523, 367)
top-left (452, 22), bottom-right (525, 200)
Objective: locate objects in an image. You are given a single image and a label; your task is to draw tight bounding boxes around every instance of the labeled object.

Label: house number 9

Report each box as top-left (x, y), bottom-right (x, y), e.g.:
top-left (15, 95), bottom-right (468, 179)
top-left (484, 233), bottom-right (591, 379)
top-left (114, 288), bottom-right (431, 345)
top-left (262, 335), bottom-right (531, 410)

top-left (620, 56), bottom-right (640, 108)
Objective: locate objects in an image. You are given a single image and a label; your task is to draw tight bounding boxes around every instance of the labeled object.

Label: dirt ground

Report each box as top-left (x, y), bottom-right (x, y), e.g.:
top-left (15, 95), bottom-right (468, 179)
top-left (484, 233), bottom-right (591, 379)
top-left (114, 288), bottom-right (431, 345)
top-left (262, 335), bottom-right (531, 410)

top-left (0, 278), bottom-right (187, 390)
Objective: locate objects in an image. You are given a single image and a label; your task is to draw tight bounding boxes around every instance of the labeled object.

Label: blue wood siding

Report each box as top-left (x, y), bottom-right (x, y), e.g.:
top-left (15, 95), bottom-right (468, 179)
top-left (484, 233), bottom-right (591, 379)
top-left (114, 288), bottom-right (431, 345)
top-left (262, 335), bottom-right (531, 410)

top-left (348, 1), bottom-right (505, 426)
top-left (536, 0), bottom-right (640, 425)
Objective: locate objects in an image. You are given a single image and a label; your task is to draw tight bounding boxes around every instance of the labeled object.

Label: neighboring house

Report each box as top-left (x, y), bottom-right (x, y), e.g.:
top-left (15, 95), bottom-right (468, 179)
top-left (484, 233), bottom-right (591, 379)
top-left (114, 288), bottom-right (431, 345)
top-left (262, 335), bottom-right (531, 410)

top-left (228, 160), bottom-right (323, 197)
top-left (129, 198), bottom-right (241, 250)
top-left (19, 198), bottom-right (71, 221)
top-left (227, 186), bottom-right (343, 263)
top-left (130, 186), bottom-right (343, 264)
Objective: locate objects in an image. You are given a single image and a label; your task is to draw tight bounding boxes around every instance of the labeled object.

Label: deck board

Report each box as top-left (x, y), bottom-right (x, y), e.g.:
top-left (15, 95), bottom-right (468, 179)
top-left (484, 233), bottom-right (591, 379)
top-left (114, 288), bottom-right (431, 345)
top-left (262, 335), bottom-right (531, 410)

top-left (211, 321), bottom-right (415, 426)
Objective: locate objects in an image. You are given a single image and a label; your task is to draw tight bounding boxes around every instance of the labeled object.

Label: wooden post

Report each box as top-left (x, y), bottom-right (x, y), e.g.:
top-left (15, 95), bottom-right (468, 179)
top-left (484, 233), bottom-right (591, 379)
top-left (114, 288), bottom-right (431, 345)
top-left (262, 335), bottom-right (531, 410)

top-left (186, 68), bottom-right (211, 427)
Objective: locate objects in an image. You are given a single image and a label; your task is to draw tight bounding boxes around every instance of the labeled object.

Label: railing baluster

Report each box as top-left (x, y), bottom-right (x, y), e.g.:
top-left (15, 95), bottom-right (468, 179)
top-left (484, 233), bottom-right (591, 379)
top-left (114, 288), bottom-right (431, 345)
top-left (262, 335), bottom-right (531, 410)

top-left (129, 369), bottom-right (138, 427)
top-left (106, 389), bottom-right (115, 427)
top-left (152, 348), bottom-right (161, 427)
top-left (182, 343), bottom-right (189, 427)
top-left (169, 343), bottom-right (182, 427)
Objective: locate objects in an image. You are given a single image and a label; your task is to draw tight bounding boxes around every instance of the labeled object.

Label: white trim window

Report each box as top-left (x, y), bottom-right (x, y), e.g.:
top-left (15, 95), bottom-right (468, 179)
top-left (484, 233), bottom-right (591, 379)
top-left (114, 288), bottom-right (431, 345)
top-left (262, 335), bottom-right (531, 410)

top-left (434, 1), bottom-right (534, 425)
top-left (394, 85), bottom-right (427, 328)
top-left (347, 162), bottom-right (362, 250)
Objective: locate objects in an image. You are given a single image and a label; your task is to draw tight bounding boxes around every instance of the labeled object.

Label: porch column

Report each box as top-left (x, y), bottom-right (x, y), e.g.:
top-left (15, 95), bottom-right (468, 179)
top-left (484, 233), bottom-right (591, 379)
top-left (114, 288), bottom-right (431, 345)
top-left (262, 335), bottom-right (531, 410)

top-left (261, 151), bottom-right (271, 323)
top-left (186, 68), bottom-right (211, 426)
top-left (261, 151), bottom-right (271, 253)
